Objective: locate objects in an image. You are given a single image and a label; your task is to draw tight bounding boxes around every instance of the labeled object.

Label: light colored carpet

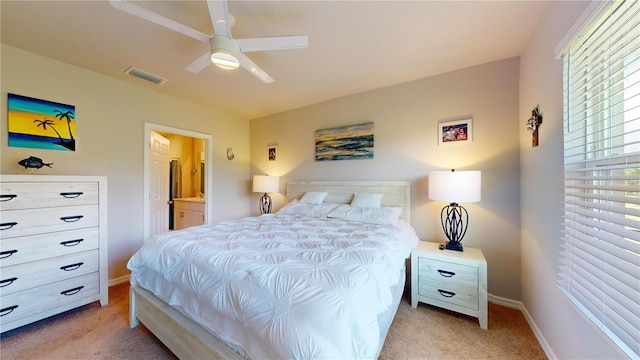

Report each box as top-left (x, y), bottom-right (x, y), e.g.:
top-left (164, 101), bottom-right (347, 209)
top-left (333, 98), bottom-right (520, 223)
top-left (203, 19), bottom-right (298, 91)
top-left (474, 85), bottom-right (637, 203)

top-left (0, 283), bottom-right (546, 359)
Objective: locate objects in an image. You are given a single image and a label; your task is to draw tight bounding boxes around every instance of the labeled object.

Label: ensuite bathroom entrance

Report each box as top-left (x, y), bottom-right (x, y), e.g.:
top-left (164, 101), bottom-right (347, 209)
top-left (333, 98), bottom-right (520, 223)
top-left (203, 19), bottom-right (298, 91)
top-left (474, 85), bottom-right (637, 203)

top-left (144, 123), bottom-right (212, 241)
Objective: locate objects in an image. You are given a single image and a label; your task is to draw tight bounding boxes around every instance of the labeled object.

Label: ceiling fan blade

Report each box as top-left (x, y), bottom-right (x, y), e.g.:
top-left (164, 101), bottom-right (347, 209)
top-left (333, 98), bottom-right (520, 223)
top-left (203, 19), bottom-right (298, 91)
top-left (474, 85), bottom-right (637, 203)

top-left (236, 35), bottom-right (309, 53)
top-left (185, 52), bottom-right (212, 73)
top-left (109, 0), bottom-right (210, 43)
top-left (238, 53), bottom-right (274, 84)
top-left (207, 0), bottom-right (232, 37)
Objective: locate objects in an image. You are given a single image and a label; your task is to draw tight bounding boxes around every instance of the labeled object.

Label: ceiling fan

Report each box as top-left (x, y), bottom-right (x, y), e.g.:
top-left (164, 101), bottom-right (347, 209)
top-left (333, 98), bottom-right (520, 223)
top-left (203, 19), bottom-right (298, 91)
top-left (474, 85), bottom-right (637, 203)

top-left (109, 0), bottom-right (308, 83)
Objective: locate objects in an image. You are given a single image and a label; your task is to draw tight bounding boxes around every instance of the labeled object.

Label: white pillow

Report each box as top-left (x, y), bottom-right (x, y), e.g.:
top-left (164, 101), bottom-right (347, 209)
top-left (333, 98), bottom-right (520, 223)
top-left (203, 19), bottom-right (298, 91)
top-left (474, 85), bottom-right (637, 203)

top-left (327, 205), bottom-right (402, 225)
top-left (350, 192), bottom-right (383, 208)
top-left (299, 191), bottom-right (328, 204)
top-left (277, 199), bottom-right (338, 218)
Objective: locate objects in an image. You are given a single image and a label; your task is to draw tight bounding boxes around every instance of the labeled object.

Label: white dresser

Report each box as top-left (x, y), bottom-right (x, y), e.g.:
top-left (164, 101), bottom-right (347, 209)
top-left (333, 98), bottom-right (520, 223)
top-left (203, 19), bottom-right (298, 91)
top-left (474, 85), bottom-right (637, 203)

top-left (0, 175), bottom-right (108, 332)
top-left (411, 241), bottom-right (488, 329)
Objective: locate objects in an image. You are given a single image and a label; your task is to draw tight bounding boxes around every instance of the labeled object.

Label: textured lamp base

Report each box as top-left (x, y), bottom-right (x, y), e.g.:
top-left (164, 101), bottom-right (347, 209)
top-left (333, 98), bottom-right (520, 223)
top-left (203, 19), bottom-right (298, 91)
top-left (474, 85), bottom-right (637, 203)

top-left (445, 241), bottom-right (464, 252)
top-left (441, 203), bottom-right (468, 252)
top-left (259, 193), bottom-right (272, 214)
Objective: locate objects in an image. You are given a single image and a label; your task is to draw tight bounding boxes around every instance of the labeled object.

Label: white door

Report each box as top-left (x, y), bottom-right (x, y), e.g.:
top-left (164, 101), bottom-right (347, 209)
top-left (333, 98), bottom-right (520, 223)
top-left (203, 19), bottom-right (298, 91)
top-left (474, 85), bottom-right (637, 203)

top-left (149, 131), bottom-right (170, 238)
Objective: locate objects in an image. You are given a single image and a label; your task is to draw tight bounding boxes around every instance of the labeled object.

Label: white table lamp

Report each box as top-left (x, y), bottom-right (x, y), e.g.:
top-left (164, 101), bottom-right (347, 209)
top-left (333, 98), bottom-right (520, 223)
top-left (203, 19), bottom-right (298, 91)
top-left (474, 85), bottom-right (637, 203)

top-left (253, 175), bottom-right (279, 214)
top-left (428, 169), bottom-right (481, 251)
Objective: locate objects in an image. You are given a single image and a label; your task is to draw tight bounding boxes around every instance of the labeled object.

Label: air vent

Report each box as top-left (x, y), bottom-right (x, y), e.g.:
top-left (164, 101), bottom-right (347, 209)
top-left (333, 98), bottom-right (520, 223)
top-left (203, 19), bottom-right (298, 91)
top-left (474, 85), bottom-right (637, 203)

top-left (124, 66), bottom-right (167, 85)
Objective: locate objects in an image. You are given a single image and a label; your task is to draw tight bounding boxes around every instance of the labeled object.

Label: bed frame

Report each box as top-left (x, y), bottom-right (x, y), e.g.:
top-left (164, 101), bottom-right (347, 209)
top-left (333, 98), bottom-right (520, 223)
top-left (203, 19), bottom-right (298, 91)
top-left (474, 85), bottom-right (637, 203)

top-left (130, 180), bottom-right (411, 359)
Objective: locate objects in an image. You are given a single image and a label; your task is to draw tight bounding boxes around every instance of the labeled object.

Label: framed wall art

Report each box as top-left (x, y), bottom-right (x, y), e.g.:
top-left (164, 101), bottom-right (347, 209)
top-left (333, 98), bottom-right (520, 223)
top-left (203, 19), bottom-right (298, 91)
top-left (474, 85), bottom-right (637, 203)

top-left (438, 118), bottom-right (472, 145)
top-left (7, 93), bottom-right (76, 151)
top-left (267, 145), bottom-right (278, 162)
top-left (315, 122), bottom-right (374, 161)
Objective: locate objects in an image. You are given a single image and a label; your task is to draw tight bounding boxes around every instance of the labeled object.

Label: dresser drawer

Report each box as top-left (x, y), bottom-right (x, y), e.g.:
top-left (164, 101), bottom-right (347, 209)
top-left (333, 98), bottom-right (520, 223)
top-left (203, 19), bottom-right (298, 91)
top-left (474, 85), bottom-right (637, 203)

top-left (0, 227), bottom-right (99, 267)
top-left (418, 258), bottom-right (478, 287)
top-left (0, 182), bottom-right (98, 211)
top-left (0, 272), bottom-right (99, 325)
top-left (0, 250), bottom-right (99, 296)
top-left (0, 205), bottom-right (98, 239)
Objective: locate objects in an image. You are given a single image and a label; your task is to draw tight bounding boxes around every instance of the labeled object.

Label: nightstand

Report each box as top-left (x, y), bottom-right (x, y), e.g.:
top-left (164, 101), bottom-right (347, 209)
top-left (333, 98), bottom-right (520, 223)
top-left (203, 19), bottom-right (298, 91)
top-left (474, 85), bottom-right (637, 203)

top-left (411, 241), bottom-right (488, 329)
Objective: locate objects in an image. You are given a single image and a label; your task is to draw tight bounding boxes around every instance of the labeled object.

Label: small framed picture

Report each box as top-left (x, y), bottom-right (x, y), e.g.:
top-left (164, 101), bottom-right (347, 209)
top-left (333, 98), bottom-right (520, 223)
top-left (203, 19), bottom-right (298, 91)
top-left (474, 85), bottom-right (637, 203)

top-left (267, 145), bottom-right (278, 161)
top-left (438, 119), bottom-right (472, 145)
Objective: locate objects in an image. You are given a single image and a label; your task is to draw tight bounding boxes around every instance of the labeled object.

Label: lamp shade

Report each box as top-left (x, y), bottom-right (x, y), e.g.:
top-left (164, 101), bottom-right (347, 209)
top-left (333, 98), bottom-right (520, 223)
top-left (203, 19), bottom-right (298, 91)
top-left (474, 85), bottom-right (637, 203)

top-left (253, 175), bottom-right (279, 193)
top-left (429, 170), bottom-right (481, 203)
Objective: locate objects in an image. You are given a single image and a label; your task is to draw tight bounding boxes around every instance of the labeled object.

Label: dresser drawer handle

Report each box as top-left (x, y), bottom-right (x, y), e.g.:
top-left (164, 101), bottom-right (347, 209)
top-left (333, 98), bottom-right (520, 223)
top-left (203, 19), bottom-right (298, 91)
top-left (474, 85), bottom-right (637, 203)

top-left (0, 250), bottom-right (18, 259)
top-left (60, 262), bottom-right (84, 271)
top-left (60, 239), bottom-right (84, 247)
top-left (438, 289), bottom-right (456, 298)
top-left (0, 305), bottom-right (18, 316)
top-left (437, 269), bottom-right (456, 277)
top-left (0, 277), bottom-right (18, 287)
top-left (61, 286), bottom-right (84, 296)
top-left (60, 215), bottom-right (84, 222)
top-left (0, 222), bottom-right (18, 230)
top-left (0, 194), bottom-right (17, 202)
top-left (60, 192), bottom-right (84, 198)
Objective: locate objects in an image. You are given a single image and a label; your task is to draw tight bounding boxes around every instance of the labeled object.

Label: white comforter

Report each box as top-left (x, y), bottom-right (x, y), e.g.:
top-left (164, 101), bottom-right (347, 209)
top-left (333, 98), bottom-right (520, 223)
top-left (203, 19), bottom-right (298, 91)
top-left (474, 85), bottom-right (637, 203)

top-left (128, 214), bottom-right (418, 359)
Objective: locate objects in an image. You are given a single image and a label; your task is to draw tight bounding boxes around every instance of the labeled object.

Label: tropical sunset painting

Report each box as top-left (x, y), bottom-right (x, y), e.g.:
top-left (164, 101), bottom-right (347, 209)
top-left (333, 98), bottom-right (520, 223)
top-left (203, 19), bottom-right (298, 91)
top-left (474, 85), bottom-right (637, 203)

top-left (315, 122), bottom-right (374, 161)
top-left (8, 93), bottom-right (76, 151)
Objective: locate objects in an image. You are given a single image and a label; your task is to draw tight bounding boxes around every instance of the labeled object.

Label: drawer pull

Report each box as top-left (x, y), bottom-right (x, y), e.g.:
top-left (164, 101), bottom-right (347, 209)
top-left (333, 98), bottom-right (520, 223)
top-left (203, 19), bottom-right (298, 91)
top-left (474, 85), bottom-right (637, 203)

top-left (60, 239), bottom-right (84, 247)
top-left (0, 277), bottom-right (18, 287)
top-left (438, 289), bottom-right (456, 298)
top-left (60, 215), bottom-right (84, 222)
top-left (437, 269), bottom-right (456, 278)
top-left (0, 222), bottom-right (18, 230)
top-left (0, 305), bottom-right (18, 316)
top-left (60, 262), bottom-right (84, 271)
top-left (0, 250), bottom-right (18, 259)
top-left (61, 286), bottom-right (84, 296)
top-left (0, 194), bottom-right (17, 202)
top-left (60, 192), bottom-right (84, 198)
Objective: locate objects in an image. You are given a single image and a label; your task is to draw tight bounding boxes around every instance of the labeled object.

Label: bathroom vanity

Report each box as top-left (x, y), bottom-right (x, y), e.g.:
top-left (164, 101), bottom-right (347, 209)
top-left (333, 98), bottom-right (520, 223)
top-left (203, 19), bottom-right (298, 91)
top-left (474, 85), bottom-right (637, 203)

top-left (173, 197), bottom-right (205, 230)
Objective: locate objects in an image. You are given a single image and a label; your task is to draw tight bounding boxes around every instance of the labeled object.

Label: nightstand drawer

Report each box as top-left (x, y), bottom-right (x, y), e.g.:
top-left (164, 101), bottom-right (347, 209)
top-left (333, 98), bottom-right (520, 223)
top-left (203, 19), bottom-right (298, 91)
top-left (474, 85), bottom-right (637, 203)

top-left (417, 277), bottom-right (479, 310)
top-left (418, 258), bottom-right (478, 287)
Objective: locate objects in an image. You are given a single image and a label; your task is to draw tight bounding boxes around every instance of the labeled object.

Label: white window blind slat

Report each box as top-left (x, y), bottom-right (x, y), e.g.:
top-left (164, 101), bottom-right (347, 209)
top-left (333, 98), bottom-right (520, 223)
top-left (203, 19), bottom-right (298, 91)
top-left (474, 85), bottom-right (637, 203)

top-left (560, 1), bottom-right (640, 358)
top-left (604, 267), bottom-right (640, 311)
top-left (562, 227), bottom-right (639, 266)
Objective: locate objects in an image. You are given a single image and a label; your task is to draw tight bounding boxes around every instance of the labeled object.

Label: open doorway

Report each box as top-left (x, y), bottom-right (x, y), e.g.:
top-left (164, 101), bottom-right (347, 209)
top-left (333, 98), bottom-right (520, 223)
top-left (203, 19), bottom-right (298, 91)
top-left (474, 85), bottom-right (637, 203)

top-left (143, 123), bottom-right (213, 241)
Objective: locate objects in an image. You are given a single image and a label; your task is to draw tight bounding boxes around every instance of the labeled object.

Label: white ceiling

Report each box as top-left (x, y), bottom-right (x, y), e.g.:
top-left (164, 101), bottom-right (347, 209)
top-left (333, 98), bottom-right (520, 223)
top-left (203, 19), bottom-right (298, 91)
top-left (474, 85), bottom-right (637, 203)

top-left (1, 1), bottom-right (550, 119)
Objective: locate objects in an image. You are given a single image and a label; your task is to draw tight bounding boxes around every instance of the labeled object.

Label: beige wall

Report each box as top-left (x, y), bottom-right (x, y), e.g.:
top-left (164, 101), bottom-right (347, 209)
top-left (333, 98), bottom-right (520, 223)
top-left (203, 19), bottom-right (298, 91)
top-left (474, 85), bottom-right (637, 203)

top-left (519, 1), bottom-right (623, 358)
top-left (251, 57), bottom-right (522, 300)
top-left (0, 45), bottom-right (252, 281)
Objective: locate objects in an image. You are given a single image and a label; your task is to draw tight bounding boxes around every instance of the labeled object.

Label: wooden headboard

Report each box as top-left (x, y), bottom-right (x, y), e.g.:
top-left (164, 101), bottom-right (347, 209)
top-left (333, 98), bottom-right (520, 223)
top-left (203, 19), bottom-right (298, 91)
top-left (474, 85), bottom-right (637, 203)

top-left (286, 181), bottom-right (411, 223)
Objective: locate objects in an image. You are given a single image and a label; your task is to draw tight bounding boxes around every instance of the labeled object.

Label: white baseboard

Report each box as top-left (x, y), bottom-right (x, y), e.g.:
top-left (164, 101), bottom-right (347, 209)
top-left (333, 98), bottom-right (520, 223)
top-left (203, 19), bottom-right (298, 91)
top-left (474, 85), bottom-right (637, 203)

top-left (108, 274), bottom-right (131, 287)
top-left (488, 293), bottom-right (521, 309)
top-left (489, 293), bottom-right (557, 360)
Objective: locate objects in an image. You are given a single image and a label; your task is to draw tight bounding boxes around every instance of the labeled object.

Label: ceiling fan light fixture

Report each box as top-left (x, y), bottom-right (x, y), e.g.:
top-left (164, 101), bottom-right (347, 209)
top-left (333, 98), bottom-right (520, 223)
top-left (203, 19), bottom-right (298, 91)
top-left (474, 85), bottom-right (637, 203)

top-left (211, 52), bottom-right (239, 70)
top-left (210, 36), bottom-right (240, 70)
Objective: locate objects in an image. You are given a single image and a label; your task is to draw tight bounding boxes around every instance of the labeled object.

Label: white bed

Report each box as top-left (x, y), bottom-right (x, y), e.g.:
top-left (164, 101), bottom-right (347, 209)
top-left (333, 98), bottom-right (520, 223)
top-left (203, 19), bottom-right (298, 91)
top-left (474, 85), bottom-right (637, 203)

top-left (128, 181), bottom-right (416, 359)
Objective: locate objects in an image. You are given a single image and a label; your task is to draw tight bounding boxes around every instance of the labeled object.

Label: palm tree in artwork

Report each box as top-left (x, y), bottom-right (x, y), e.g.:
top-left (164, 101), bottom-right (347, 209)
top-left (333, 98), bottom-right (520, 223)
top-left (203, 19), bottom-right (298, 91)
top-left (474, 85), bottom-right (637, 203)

top-left (33, 118), bottom-right (64, 143)
top-left (53, 109), bottom-right (75, 141)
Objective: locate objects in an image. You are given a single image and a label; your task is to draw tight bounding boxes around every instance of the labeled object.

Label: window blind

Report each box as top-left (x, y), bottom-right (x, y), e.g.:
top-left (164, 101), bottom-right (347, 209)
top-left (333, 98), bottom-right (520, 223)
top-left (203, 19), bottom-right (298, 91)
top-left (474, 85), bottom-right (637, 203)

top-left (559, 1), bottom-right (640, 358)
